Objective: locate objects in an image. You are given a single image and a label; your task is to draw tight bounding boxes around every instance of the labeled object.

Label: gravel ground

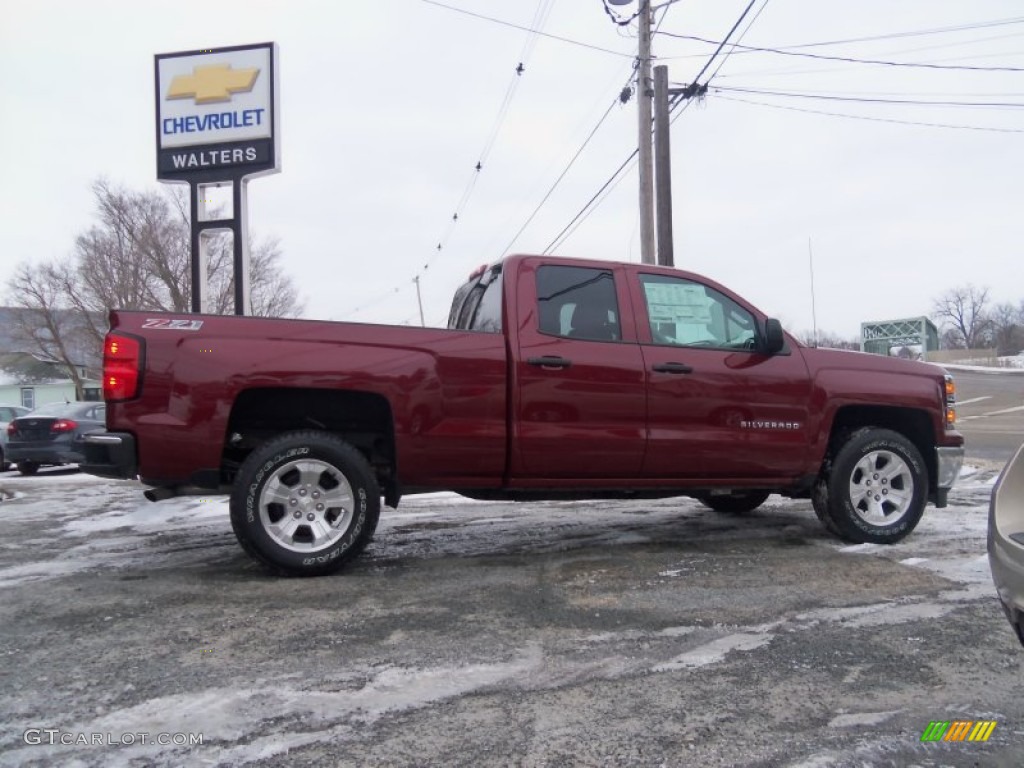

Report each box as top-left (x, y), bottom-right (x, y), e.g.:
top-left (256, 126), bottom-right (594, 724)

top-left (0, 460), bottom-right (1021, 767)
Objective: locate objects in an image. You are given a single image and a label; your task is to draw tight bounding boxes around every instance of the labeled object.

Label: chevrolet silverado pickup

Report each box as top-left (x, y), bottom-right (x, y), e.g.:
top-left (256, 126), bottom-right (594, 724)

top-left (83, 254), bottom-right (965, 575)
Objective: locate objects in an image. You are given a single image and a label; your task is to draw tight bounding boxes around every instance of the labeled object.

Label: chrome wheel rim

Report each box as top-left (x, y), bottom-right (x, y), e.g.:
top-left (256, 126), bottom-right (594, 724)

top-left (258, 459), bottom-right (355, 552)
top-left (848, 450), bottom-right (914, 526)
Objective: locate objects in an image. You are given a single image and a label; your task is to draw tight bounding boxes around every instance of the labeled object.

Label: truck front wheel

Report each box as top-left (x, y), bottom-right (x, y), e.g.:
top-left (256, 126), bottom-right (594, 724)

top-left (229, 431), bottom-right (381, 576)
top-left (819, 428), bottom-right (927, 544)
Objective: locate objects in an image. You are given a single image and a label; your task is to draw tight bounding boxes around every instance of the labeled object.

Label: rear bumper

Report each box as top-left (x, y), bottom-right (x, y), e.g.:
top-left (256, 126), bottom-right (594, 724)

top-left (989, 442), bottom-right (1024, 648)
top-left (6, 443), bottom-right (84, 465)
top-left (81, 432), bottom-right (138, 480)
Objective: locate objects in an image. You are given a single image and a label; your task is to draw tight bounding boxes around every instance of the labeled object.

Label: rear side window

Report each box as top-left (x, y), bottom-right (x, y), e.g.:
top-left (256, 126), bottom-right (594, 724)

top-left (469, 273), bottom-right (503, 332)
top-left (448, 267), bottom-right (503, 332)
top-left (536, 265), bottom-right (621, 342)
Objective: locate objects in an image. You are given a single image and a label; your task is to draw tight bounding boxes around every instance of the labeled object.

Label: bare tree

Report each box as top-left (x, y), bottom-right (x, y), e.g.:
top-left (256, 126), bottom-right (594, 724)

top-left (931, 285), bottom-right (992, 349)
top-left (202, 234), bottom-right (303, 317)
top-left (990, 302), bottom-right (1024, 356)
top-left (5, 262), bottom-right (91, 398)
top-left (4, 180), bottom-right (304, 386)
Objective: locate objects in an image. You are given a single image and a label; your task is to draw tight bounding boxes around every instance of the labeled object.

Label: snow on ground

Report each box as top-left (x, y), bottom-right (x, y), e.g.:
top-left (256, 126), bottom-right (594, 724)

top-left (0, 461), bottom-right (1013, 767)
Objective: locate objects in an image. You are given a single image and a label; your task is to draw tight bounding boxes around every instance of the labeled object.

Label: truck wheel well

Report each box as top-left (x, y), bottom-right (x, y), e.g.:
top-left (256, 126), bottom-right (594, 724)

top-left (222, 388), bottom-right (397, 504)
top-left (825, 406), bottom-right (936, 492)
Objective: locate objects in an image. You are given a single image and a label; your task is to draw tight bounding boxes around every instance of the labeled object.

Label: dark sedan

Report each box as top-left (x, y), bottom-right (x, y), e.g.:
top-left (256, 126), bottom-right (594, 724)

top-left (5, 402), bottom-right (107, 476)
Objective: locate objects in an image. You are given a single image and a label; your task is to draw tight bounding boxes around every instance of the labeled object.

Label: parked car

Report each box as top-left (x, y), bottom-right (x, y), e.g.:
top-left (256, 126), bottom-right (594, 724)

top-left (5, 401), bottom-right (106, 475)
top-left (0, 405), bottom-right (31, 471)
top-left (989, 442), bottom-right (1024, 647)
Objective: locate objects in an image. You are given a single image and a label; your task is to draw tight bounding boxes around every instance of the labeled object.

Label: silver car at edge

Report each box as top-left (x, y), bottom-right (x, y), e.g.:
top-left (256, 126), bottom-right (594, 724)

top-left (989, 442), bottom-right (1024, 647)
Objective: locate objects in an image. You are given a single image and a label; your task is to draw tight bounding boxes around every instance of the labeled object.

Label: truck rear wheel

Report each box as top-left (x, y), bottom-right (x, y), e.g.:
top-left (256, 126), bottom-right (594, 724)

top-left (230, 431), bottom-right (380, 576)
top-left (820, 427), bottom-right (926, 544)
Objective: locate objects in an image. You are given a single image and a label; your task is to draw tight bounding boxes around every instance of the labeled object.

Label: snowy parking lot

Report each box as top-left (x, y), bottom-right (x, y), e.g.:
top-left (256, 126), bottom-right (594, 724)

top-left (0, 461), bottom-right (1022, 767)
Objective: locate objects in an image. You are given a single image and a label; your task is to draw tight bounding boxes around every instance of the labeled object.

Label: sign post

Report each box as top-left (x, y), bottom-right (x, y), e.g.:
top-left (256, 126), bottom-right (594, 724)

top-left (154, 42), bottom-right (280, 314)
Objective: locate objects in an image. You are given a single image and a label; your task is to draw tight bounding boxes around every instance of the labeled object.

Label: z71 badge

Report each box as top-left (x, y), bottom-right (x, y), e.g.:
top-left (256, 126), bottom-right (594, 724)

top-left (142, 318), bottom-right (205, 331)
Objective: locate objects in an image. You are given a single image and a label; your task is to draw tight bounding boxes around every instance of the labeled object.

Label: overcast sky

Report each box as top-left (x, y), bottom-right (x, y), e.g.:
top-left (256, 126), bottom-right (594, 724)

top-left (2, 0), bottom-right (1021, 338)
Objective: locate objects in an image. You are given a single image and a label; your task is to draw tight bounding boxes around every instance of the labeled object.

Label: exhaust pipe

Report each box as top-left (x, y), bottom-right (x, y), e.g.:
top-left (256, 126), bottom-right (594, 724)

top-left (144, 487), bottom-right (180, 502)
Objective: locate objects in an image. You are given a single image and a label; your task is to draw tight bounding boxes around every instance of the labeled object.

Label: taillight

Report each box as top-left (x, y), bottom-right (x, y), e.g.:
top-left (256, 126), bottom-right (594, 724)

top-left (104, 333), bottom-right (143, 401)
top-left (6, 422), bottom-right (15, 436)
top-left (51, 419), bottom-right (78, 433)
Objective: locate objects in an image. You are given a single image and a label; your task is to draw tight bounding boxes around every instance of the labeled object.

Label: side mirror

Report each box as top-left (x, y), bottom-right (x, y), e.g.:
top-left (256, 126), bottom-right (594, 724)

top-left (763, 318), bottom-right (785, 355)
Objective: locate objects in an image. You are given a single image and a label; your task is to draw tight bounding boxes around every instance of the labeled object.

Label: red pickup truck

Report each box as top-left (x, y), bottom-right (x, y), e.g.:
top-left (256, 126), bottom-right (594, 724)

top-left (84, 254), bottom-right (964, 575)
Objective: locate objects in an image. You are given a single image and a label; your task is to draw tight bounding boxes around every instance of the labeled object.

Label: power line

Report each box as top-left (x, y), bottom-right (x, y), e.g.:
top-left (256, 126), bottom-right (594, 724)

top-left (543, 149), bottom-right (638, 254)
top-left (502, 72), bottom-right (634, 256)
top-left (710, 84), bottom-right (1024, 109)
top-left (542, 0), bottom-right (763, 253)
top-left (420, 0), bottom-right (633, 58)
top-left (653, 16), bottom-right (1024, 61)
top-left (343, 0), bottom-right (555, 321)
top-left (499, 6), bottom-right (678, 257)
top-left (687, 0), bottom-right (763, 85)
top-left (656, 31), bottom-right (1024, 72)
top-left (699, 0), bottom-right (773, 92)
top-left (550, 97), bottom-right (700, 254)
top-left (768, 16), bottom-right (1024, 50)
top-left (716, 93), bottom-right (1024, 133)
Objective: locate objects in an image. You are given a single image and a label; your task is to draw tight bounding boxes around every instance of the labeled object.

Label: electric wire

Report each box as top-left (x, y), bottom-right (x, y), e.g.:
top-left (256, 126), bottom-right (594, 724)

top-left (755, 16), bottom-right (1024, 50)
top-left (498, 3), bottom-right (679, 257)
top-left (652, 17), bottom-right (1024, 63)
top-left (542, 0), bottom-right (761, 252)
top-left (709, 84), bottom-right (1024, 109)
top-left (656, 31), bottom-right (1024, 72)
top-left (546, 97), bottom-right (699, 254)
top-left (418, 0), bottom-right (554, 274)
top-left (696, 0), bottom-right (773, 101)
top-left (501, 71), bottom-right (633, 256)
top-left (344, 0), bottom-right (555, 321)
top-left (420, 0), bottom-right (633, 58)
top-left (716, 94), bottom-right (1024, 133)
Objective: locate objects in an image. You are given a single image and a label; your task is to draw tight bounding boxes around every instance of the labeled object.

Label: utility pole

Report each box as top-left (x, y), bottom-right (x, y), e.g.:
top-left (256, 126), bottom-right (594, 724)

top-left (636, 0), bottom-right (656, 265)
top-left (653, 65), bottom-right (674, 267)
top-left (413, 275), bottom-right (426, 327)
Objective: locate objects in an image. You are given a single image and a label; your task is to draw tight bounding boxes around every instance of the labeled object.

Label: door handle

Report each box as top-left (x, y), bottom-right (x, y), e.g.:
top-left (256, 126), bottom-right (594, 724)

top-left (527, 356), bottom-right (572, 369)
top-left (652, 362), bottom-right (694, 374)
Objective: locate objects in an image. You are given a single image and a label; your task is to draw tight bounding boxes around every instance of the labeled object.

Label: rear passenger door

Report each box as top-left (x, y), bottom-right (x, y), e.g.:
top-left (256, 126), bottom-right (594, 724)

top-left (512, 261), bottom-right (647, 479)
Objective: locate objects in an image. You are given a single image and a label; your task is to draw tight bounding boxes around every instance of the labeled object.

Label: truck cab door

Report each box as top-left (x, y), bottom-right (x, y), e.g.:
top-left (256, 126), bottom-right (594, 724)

top-left (631, 272), bottom-right (812, 480)
top-left (511, 261), bottom-right (646, 479)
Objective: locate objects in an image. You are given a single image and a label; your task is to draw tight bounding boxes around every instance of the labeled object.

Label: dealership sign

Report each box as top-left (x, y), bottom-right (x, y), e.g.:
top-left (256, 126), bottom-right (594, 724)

top-left (154, 43), bottom-right (279, 180)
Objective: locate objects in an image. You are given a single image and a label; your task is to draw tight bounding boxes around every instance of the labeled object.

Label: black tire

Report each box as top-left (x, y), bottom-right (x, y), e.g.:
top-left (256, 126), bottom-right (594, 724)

top-left (0, 446), bottom-right (8, 472)
top-left (811, 478), bottom-right (842, 536)
top-left (821, 427), bottom-right (927, 544)
top-left (698, 490), bottom-right (770, 514)
top-left (18, 461), bottom-right (39, 476)
top-left (230, 431), bottom-right (381, 576)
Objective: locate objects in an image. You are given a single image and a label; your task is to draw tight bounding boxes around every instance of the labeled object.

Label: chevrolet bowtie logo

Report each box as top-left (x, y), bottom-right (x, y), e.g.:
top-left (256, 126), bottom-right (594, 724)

top-left (168, 64), bottom-right (259, 104)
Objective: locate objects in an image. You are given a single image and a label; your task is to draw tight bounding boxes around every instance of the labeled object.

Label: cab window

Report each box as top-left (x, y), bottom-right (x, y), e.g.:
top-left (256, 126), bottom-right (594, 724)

top-left (640, 274), bottom-right (756, 350)
top-left (536, 265), bottom-right (621, 342)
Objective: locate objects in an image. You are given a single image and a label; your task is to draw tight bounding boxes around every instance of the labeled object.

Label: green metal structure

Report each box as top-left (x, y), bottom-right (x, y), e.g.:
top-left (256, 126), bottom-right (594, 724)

top-left (861, 316), bottom-right (940, 360)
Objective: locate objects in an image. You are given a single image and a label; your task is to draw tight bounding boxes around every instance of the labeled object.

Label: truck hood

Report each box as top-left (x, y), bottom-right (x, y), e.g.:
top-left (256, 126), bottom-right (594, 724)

top-left (798, 346), bottom-right (948, 380)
